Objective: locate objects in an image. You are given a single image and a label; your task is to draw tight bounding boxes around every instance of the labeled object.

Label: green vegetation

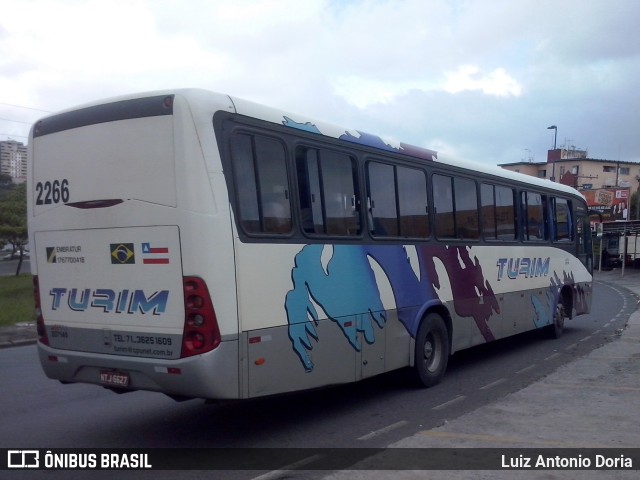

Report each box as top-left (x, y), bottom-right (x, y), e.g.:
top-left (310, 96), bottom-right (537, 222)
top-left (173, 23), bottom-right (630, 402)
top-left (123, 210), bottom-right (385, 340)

top-left (0, 274), bottom-right (35, 327)
top-left (0, 179), bottom-right (28, 276)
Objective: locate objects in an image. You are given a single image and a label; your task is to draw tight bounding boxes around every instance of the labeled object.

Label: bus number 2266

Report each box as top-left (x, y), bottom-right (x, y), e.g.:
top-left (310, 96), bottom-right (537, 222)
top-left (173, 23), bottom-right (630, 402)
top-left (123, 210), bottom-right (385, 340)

top-left (35, 179), bottom-right (70, 205)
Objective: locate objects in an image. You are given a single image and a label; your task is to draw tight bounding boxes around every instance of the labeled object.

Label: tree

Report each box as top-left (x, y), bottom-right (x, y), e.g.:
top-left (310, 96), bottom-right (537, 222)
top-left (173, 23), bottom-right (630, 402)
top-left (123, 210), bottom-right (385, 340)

top-left (0, 182), bottom-right (28, 275)
top-left (630, 191), bottom-right (640, 221)
top-left (0, 173), bottom-right (13, 190)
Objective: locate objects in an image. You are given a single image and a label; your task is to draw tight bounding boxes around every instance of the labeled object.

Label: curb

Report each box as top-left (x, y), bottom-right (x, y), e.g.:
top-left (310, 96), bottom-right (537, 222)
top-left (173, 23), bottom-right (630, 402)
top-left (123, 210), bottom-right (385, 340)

top-left (0, 338), bottom-right (37, 349)
top-left (0, 323), bottom-right (37, 349)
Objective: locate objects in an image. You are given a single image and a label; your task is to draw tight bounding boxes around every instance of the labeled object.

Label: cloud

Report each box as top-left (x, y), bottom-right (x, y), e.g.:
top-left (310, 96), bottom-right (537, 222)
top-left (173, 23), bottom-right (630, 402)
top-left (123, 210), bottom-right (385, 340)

top-left (1, 0), bottom-right (639, 166)
top-left (443, 66), bottom-right (522, 97)
top-left (332, 65), bottom-right (522, 110)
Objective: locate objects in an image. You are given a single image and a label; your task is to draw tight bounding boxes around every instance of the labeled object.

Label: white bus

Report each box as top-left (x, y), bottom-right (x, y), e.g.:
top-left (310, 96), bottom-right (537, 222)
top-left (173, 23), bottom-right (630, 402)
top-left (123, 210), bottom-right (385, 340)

top-left (28, 89), bottom-right (593, 400)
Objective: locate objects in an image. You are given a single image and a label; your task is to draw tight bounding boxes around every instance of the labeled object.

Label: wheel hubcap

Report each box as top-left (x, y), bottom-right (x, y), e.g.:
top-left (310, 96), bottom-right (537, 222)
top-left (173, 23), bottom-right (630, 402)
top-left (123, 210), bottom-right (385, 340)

top-left (423, 334), bottom-right (440, 372)
top-left (424, 339), bottom-right (434, 360)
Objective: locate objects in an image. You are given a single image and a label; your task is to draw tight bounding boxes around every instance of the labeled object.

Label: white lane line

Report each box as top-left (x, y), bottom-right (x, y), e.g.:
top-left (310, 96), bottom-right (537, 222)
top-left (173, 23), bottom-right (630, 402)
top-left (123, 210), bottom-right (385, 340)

top-left (432, 395), bottom-right (466, 411)
top-left (516, 364), bottom-right (537, 374)
top-left (250, 454), bottom-right (325, 480)
top-left (544, 352), bottom-right (561, 361)
top-left (480, 378), bottom-right (507, 390)
top-left (357, 420), bottom-right (409, 441)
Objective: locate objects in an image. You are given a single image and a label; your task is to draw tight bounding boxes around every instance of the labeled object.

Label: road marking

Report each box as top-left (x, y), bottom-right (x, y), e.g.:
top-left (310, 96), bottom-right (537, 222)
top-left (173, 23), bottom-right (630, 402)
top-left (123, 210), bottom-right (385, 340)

top-left (579, 335), bottom-right (592, 342)
top-left (589, 355), bottom-right (636, 360)
top-left (420, 430), bottom-right (609, 448)
top-left (432, 395), bottom-right (466, 411)
top-left (250, 455), bottom-right (325, 480)
top-left (480, 378), bottom-right (507, 390)
top-left (544, 352), bottom-right (561, 361)
top-left (564, 343), bottom-right (578, 351)
top-left (357, 420), bottom-right (409, 441)
top-left (516, 364), bottom-right (537, 374)
top-left (547, 383), bottom-right (640, 392)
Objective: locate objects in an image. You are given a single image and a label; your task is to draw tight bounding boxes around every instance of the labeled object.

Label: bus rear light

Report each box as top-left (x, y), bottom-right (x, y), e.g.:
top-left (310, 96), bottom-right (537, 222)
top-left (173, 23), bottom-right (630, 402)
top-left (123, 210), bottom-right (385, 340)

top-left (154, 366), bottom-right (182, 375)
top-left (181, 277), bottom-right (221, 358)
top-left (47, 355), bottom-right (68, 363)
top-left (190, 314), bottom-right (205, 327)
top-left (187, 295), bottom-right (204, 309)
top-left (33, 276), bottom-right (49, 345)
top-left (184, 331), bottom-right (205, 350)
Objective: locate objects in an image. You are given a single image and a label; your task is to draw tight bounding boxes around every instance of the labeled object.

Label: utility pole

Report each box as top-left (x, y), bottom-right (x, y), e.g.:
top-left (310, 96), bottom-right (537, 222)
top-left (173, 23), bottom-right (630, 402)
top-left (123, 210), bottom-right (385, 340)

top-left (547, 125), bottom-right (557, 181)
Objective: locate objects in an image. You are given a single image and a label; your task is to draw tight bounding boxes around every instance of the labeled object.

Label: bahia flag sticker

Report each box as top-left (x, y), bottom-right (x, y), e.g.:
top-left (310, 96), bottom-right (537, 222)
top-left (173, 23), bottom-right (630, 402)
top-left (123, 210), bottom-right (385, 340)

top-left (141, 242), bottom-right (170, 265)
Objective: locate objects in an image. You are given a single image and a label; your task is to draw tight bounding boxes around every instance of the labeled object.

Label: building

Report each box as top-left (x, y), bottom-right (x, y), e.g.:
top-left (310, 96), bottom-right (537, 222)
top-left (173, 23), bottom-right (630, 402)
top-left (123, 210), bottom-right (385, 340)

top-left (499, 148), bottom-right (640, 222)
top-left (0, 140), bottom-right (28, 182)
top-left (499, 147), bottom-right (640, 189)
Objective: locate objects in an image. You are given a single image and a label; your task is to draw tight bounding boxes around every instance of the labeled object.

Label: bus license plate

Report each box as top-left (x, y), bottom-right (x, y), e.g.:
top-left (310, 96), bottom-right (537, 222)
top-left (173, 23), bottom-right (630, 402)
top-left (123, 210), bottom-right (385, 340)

top-left (100, 370), bottom-right (130, 387)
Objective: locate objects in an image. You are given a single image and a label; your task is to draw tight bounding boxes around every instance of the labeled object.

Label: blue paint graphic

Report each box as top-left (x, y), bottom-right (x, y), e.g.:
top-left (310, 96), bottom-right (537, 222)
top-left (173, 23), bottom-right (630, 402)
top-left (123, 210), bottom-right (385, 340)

top-left (285, 244), bottom-right (443, 372)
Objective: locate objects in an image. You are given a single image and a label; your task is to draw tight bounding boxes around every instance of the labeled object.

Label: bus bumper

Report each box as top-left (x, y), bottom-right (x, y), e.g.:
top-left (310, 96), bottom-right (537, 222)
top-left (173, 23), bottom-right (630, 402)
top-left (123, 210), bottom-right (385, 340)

top-left (37, 339), bottom-right (240, 400)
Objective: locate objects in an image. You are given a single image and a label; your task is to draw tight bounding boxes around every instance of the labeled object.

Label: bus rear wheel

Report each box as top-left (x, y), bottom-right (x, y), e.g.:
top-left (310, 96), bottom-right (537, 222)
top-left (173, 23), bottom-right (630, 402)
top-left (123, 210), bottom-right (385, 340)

top-left (414, 312), bottom-right (450, 388)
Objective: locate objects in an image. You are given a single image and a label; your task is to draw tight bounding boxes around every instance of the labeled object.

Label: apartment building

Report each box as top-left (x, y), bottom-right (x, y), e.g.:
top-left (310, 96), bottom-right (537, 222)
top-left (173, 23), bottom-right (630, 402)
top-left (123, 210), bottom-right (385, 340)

top-left (0, 139), bottom-right (28, 182)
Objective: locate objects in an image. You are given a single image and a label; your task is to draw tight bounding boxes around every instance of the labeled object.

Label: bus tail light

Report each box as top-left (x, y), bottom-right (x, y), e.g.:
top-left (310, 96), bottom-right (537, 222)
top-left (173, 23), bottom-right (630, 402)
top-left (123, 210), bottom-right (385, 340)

top-left (181, 277), bottom-right (220, 358)
top-left (33, 276), bottom-right (49, 345)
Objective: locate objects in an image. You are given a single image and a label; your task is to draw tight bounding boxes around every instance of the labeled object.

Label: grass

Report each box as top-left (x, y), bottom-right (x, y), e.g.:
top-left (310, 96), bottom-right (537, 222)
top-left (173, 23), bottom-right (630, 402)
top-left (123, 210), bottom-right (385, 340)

top-left (0, 274), bottom-right (35, 327)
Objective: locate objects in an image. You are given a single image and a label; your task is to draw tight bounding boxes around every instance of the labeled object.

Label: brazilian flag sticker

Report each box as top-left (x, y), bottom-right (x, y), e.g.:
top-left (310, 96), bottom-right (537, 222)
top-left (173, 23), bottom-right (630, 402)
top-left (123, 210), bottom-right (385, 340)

top-left (110, 243), bottom-right (135, 264)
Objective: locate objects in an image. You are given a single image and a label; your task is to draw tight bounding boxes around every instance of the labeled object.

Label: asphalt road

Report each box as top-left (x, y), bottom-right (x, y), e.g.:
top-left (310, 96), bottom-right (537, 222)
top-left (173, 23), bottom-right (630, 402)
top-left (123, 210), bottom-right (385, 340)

top-left (0, 258), bottom-right (30, 276)
top-left (0, 279), bottom-right (633, 480)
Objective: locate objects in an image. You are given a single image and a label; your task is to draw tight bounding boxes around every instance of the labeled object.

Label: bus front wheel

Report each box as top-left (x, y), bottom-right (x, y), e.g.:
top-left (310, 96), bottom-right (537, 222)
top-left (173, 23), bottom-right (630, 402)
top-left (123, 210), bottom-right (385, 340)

top-left (547, 299), bottom-right (566, 339)
top-left (414, 312), bottom-right (450, 388)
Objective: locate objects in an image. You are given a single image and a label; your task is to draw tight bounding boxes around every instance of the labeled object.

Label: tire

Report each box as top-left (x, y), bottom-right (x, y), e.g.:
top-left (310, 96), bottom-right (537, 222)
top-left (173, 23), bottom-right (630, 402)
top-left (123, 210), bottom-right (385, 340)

top-left (547, 299), bottom-right (565, 339)
top-left (414, 312), bottom-right (450, 388)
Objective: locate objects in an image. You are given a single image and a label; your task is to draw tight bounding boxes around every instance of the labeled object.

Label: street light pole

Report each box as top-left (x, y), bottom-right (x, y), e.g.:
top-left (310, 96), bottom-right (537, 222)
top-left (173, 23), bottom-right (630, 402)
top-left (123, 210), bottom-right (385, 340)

top-left (547, 125), bottom-right (557, 181)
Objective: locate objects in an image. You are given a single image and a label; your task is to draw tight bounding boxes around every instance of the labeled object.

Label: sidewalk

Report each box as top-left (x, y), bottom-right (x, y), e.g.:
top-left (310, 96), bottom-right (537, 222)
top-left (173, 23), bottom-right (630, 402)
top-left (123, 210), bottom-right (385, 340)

top-left (325, 268), bottom-right (640, 479)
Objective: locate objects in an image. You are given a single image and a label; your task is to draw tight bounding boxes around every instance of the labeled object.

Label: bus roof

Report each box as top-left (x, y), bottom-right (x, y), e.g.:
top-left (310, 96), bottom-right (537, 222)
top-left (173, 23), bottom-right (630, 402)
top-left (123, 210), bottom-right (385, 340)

top-left (34, 88), bottom-right (584, 200)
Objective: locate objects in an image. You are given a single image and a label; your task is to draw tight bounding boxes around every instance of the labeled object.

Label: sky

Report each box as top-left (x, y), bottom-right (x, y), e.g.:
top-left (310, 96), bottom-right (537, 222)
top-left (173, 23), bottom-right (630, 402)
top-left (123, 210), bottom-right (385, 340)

top-left (1, 0), bottom-right (639, 167)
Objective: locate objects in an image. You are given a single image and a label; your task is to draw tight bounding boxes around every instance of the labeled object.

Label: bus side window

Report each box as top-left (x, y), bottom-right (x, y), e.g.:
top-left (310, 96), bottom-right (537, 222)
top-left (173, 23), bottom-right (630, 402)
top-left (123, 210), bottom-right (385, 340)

top-left (454, 177), bottom-right (479, 240)
top-left (296, 147), bottom-right (361, 237)
top-left (433, 174), bottom-right (455, 238)
top-left (521, 191), bottom-right (548, 241)
top-left (366, 161), bottom-right (429, 239)
top-left (397, 165), bottom-right (429, 238)
top-left (230, 133), bottom-right (292, 235)
top-left (481, 184), bottom-right (516, 241)
top-left (367, 161), bottom-right (398, 237)
top-left (552, 197), bottom-right (573, 242)
top-left (495, 185), bottom-right (517, 240)
top-left (433, 174), bottom-right (479, 240)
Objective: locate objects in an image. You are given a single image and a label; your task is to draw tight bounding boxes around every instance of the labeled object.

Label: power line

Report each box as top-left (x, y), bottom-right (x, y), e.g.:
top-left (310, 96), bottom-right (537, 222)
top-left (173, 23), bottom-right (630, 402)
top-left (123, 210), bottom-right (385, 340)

top-left (0, 133), bottom-right (29, 139)
top-left (0, 102), bottom-right (52, 114)
top-left (0, 117), bottom-right (33, 125)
